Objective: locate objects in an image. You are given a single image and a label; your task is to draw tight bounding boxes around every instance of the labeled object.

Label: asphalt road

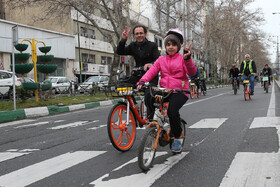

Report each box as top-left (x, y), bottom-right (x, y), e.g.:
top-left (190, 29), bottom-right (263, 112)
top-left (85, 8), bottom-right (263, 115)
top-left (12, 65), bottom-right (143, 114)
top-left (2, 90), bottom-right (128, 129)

top-left (0, 81), bottom-right (279, 187)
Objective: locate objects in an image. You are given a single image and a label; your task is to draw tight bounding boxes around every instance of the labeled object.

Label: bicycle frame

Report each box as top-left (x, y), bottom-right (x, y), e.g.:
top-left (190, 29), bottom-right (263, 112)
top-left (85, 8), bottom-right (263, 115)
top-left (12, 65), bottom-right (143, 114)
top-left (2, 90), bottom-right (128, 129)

top-left (124, 95), bottom-right (147, 126)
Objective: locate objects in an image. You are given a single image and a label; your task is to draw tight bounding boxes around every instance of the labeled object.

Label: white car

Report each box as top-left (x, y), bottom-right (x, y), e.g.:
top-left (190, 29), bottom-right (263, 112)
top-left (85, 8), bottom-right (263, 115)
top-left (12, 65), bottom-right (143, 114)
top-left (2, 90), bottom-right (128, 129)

top-left (43, 76), bottom-right (71, 94)
top-left (78, 76), bottom-right (109, 92)
top-left (0, 70), bottom-right (21, 96)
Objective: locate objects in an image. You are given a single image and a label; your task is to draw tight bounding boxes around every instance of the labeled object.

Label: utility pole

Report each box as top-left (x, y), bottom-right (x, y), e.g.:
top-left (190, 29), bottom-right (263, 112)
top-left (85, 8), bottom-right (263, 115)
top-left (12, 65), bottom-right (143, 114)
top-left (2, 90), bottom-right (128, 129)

top-left (277, 36), bottom-right (279, 79)
top-left (77, 11), bottom-right (82, 83)
top-left (186, 0), bottom-right (191, 43)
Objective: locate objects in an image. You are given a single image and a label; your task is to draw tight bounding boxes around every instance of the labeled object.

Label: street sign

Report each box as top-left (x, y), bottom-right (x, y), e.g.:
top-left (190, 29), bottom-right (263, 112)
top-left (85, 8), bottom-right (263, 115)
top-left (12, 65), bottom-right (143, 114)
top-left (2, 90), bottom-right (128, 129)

top-left (12, 25), bottom-right (18, 46)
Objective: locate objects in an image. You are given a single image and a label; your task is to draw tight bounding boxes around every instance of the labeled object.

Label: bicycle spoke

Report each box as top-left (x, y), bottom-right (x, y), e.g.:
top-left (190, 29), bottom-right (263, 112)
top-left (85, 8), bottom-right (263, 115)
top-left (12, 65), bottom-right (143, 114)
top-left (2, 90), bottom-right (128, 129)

top-left (116, 131), bottom-right (124, 145)
top-left (125, 130), bottom-right (132, 142)
top-left (111, 121), bottom-right (120, 130)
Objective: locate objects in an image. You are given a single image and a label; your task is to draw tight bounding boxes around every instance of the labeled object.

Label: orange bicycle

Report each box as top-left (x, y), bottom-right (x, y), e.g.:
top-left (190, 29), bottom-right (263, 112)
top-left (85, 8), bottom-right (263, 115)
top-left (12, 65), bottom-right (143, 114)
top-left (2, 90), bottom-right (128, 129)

top-left (190, 79), bottom-right (200, 99)
top-left (107, 86), bottom-right (148, 152)
top-left (243, 79), bottom-right (252, 101)
top-left (138, 86), bottom-right (188, 171)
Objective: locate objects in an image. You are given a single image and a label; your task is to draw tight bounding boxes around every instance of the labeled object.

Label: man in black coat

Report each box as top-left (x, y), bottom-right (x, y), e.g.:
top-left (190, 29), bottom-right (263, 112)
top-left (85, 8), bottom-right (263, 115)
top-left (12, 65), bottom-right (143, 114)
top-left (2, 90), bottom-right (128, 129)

top-left (117, 25), bottom-right (160, 86)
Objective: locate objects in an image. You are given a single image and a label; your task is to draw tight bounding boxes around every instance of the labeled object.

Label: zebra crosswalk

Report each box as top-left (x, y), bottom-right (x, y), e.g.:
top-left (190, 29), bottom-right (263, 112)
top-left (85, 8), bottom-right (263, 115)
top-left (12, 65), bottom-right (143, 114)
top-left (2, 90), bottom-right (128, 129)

top-left (0, 116), bottom-right (279, 186)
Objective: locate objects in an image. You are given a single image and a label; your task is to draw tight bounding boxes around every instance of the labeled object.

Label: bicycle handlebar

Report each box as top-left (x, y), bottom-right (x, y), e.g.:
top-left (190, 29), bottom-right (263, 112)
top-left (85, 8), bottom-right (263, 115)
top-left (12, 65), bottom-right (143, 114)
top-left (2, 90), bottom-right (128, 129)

top-left (141, 83), bottom-right (190, 99)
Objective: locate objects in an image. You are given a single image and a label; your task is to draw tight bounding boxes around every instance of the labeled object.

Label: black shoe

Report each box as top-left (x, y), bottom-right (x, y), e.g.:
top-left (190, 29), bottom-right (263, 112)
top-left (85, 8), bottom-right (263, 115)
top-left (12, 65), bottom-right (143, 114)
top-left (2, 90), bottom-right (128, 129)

top-left (251, 91), bottom-right (254, 95)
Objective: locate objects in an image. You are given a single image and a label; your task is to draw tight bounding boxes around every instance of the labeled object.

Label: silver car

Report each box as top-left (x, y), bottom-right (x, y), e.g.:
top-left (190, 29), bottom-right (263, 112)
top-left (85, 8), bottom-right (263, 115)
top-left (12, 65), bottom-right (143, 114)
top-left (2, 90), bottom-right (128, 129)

top-left (78, 76), bottom-right (109, 92)
top-left (43, 76), bottom-right (71, 94)
top-left (0, 70), bottom-right (21, 96)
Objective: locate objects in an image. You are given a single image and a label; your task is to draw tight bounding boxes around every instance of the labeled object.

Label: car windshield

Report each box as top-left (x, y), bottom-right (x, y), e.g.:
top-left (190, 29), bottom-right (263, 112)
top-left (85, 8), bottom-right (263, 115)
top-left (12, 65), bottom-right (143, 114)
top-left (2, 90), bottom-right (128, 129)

top-left (86, 77), bottom-right (100, 82)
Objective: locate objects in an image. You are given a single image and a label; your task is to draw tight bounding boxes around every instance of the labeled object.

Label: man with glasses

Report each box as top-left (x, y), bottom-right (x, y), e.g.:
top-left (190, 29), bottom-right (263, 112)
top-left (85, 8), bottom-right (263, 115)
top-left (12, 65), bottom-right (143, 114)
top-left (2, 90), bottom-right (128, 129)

top-left (239, 54), bottom-right (257, 95)
top-left (117, 25), bottom-right (160, 86)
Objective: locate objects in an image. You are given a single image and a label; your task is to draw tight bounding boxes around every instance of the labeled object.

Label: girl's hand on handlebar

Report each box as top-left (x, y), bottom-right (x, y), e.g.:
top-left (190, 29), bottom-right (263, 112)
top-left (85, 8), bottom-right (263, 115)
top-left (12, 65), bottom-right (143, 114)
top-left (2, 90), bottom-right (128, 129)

top-left (137, 84), bottom-right (142, 90)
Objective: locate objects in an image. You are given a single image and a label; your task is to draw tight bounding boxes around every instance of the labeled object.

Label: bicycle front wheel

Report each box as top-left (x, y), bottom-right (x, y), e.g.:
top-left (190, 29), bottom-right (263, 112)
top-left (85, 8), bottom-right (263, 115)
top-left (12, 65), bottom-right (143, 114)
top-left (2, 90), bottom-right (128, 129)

top-left (138, 127), bottom-right (157, 171)
top-left (244, 85), bottom-right (248, 101)
top-left (107, 103), bottom-right (136, 152)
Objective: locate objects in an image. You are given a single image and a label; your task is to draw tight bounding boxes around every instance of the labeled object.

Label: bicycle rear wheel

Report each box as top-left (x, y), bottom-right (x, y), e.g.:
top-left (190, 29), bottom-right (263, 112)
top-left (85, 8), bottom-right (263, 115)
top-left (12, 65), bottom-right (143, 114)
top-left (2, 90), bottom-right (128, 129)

top-left (107, 103), bottom-right (136, 152)
top-left (138, 127), bottom-right (157, 171)
top-left (191, 86), bottom-right (195, 99)
top-left (265, 82), bottom-right (269, 93)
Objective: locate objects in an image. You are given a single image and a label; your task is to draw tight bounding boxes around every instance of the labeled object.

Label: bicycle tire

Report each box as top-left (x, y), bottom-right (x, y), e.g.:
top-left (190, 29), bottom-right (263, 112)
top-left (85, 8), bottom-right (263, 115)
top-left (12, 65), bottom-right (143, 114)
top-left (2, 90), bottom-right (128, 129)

top-left (138, 127), bottom-right (157, 171)
top-left (244, 85), bottom-right (248, 101)
top-left (107, 103), bottom-right (136, 152)
top-left (265, 82), bottom-right (268, 93)
top-left (191, 86), bottom-right (195, 99)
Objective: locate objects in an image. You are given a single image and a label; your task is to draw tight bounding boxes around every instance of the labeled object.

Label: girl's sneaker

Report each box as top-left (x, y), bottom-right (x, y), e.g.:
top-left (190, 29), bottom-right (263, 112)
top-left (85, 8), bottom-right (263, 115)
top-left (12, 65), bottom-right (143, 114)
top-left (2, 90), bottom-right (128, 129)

top-left (171, 138), bottom-right (183, 153)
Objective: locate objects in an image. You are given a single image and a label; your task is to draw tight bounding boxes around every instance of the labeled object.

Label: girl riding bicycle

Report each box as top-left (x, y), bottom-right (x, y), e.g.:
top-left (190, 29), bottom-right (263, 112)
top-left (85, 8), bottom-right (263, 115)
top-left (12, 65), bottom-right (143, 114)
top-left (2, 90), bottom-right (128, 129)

top-left (137, 29), bottom-right (197, 153)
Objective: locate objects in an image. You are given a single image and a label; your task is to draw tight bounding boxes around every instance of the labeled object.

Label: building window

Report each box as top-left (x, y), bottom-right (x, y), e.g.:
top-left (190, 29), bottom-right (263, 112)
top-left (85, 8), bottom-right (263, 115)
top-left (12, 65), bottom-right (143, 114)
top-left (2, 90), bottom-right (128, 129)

top-left (101, 56), bottom-right (106, 64)
top-left (88, 29), bottom-right (95, 39)
top-left (80, 27), bottom-right (88, 37)
top-left (82, 53), bottom-right (88, 63)
top-left (107, 57), bottom-right (112, 65)
top-left (88, 54), bottom-right (95, 64)
top-left (100, 33), bottom-right (108, 42)
top-left (154, 36), bottom-right (162, 48)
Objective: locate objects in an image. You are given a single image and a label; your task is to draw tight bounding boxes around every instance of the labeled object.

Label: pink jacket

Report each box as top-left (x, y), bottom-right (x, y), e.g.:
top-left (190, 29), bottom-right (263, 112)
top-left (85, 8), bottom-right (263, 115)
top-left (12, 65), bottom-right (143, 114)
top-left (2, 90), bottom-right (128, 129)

top-left (139, 53), bottom-right (197, 95)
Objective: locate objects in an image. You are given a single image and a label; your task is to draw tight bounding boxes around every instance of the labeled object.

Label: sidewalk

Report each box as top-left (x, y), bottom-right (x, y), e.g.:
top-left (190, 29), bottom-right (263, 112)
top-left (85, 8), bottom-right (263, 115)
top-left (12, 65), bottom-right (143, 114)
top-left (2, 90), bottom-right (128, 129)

top-left (0, 85), bottom-right (230, 124)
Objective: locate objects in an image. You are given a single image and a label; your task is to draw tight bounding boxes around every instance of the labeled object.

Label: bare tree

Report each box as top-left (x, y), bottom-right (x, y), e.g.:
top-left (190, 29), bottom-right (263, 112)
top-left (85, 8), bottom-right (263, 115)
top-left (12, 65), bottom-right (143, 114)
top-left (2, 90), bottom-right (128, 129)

top-left (5, 0), bottom-right (142, 82)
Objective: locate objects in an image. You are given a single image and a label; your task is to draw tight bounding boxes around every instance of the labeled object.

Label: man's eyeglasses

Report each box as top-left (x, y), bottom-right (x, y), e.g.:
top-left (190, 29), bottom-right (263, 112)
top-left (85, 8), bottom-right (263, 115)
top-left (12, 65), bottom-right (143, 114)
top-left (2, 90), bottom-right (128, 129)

top-left (134, 32), bottom-right (144, 36)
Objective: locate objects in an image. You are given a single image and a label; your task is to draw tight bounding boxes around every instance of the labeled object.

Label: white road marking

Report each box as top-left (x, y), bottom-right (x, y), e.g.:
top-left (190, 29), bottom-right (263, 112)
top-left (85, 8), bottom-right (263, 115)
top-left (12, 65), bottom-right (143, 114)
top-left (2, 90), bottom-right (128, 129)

top-left (0, 119), bottom-right (36, 128)
top-left (68, 104), bottom-right (85, 111)
top-left (219, 152), bottom-right (280, 187)
top-left (87, 124), bottom-right (107, 130)
top-left (183, 91), bottom-right (231, 107)
top-left (90, 152), bottom-right (188, 187)
top-left (0, 151), bottom-right (105, 187)
top-left (189, 118), bottom-right (228, 129)
top-left (220, 117), bottom-right (280, 187)
top-left (15, 120), bottom-right (65, 129)
top-left (48, 120), bottom-right (99, 130)
top-left (0, 149), bottom-right (39, 163)
top-left (267, 82), bottom-right (276, 117)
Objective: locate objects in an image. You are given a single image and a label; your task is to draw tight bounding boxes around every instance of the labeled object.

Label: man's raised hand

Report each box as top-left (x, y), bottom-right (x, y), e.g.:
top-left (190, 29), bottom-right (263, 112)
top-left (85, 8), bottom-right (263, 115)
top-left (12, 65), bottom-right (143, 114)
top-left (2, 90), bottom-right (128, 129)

top-left (122, 26), bottom-right (132, 40)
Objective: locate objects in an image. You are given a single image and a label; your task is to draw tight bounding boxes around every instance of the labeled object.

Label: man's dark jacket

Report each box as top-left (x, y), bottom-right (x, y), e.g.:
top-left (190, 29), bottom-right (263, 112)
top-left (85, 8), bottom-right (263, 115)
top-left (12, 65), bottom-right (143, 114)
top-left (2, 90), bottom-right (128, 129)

top-left (117, 39), bottom-right (160, 67)
top-left (117, 38), bottom-right (160, 85)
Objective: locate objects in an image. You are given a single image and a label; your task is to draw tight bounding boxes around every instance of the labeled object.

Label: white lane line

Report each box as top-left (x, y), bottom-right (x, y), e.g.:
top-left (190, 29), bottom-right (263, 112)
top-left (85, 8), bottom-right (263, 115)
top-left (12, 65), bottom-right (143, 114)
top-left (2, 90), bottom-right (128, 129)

top-left (90, 152), bottom-right (188, 187)
top-left (0, 151), bottom-right (105, 187)
top-left (48, 120), bottom-right (99, 130)
top-left (87, 124), bottom-right (107, 130)
top-left (15, 120), bottom-right (65, 129)
top-left (0, 149), bottom-right (39, 163)
top-left (267, 82), bottom-right (276, 117)
top-left (183, 91), bottom-right (231, 107)
top-left (219, 152), bottom-right (280, 187)
top-left (0, 119), bottom-right (36, 128)
top-left (189, 118), bottom-right (228, 129)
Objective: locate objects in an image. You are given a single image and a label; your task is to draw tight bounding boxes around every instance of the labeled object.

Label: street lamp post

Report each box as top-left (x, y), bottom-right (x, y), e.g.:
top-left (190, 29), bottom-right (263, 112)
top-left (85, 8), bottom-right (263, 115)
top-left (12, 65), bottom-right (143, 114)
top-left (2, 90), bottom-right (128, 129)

top-left (272, 13), bottom-right (280, 79)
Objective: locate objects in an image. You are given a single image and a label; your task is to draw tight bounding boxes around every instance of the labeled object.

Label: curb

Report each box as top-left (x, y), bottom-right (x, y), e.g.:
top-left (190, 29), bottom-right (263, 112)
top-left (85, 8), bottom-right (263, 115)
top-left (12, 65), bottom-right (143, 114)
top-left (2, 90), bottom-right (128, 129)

top-left (0, 84), bottom-right (229, 124)
top-left (0, 96), bottom-right (141, 124)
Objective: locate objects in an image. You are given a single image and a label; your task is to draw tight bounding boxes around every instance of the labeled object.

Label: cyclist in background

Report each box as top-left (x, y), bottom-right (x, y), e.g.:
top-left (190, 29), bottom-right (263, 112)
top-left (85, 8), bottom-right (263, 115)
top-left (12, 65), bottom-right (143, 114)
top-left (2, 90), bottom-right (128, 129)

top-left (137, 29), bottom-right (197, 153)
top-left (229, 63), bottom-right (240, 89)
top-left (240, 54), bottom-right (257, 95)
top-left (189, 66), bottom-right (201, 93)
top-left (199, 67), bottom-right (207, 92)
top-left (262, 64), bottom-right (272, 85)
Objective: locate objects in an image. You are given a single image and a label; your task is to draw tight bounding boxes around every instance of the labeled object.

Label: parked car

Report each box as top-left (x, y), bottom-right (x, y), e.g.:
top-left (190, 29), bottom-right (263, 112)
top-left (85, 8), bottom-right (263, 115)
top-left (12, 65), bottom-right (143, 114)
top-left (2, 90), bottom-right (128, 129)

top-left (78, 76), bottom-right (109, 92)
top-left (42, 76), bottom-right (71, 94)
top-left (19, 77), bottom-right (35, 83)
top-left (0, 70), bottom-right (21, 97)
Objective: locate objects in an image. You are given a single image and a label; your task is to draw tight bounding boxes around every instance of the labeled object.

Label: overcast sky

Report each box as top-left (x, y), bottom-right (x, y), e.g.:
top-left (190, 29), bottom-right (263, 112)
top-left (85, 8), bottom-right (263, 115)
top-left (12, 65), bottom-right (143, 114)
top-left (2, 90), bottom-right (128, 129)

top-left (250, 0), bottom-right (280, 62)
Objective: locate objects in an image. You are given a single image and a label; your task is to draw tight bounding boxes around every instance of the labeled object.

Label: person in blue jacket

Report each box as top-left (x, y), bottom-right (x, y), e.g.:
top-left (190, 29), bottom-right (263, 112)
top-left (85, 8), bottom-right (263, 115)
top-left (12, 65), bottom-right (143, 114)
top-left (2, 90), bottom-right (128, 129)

top-left (189, 66), bottom-right (200, 91)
